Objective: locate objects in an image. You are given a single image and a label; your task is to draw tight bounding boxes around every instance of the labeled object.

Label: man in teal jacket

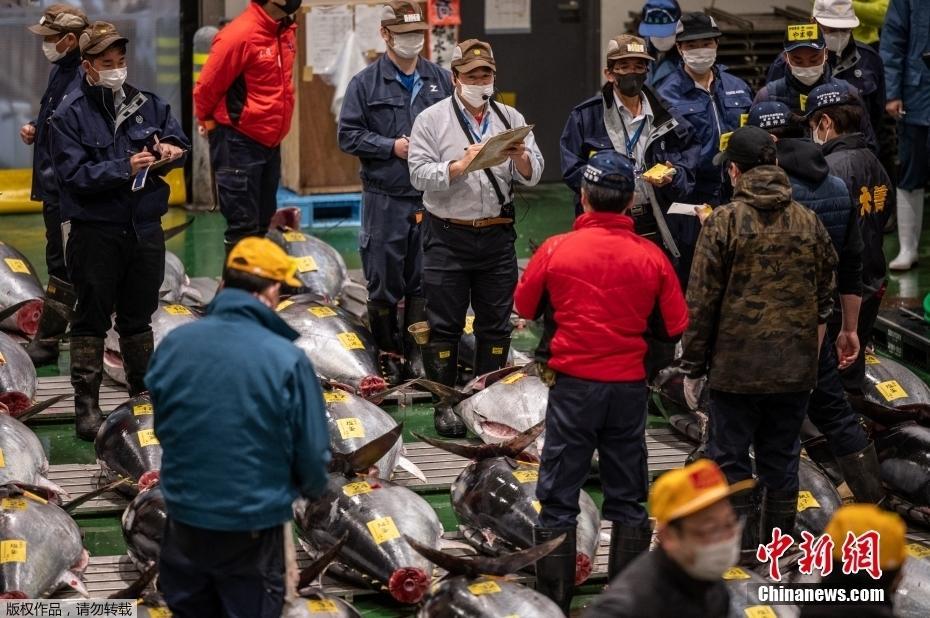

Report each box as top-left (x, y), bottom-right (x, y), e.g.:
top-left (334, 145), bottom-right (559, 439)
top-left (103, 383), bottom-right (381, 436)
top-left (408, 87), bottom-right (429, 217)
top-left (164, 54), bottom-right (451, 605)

top-left (146, 237), bottom-right (331, 618)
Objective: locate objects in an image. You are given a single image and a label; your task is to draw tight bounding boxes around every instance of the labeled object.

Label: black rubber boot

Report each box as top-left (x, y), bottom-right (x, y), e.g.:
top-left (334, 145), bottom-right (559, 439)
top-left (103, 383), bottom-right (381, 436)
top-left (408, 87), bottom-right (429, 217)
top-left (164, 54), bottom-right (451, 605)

top-left (731, 487), bottom-right (762, 564)
top-left (70, 336), bottom-right (105, 442)
top-left (533, 526), bottom-right (576, 615)
top-left (422, 341), bottom-right (466, 438)
top-left (837, 442), bottom-right (886, 504)
top-left (26, 276), bottom-right (75, 367)
top-left (367, 301), bottom-right (403, 386)
top-left (607, 523), bottom-right (652, 580)
top-left (474, 338), bottom-right (511, 377)
top-left (761, 487), bottom-right (798, 543)
top-left (402, 296), bottom-right (427, 379)
top-left (119, 331), bottom-right (155, 397)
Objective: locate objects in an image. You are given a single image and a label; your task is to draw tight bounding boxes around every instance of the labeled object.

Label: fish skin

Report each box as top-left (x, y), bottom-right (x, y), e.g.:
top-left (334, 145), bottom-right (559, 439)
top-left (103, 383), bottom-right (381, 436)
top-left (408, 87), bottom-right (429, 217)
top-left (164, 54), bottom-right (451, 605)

top-left (267, 229), bottom-right (348, 303)
top-left (95, 394), bottom-right (162, 496)
top-left (417, 575), bottom-right (563, 618)
top-left (159, 252), bottom-right (188, 305)
top-left (121, 485), bottom-right (166, 570)
top-left (795, 457), bottom-right (843, 537)
top-left (104, 303), bottom-right (199, 386)
top-left (0, 415), bottom-right (63, 495)
top-left (282, 593), bottom-right (362, 618)
top-left (0, 331), bottom-right (37, 415)
top-left (323, 389), bottom-right (402, 480)
top-left (0, 242), bottom-right (44, 337)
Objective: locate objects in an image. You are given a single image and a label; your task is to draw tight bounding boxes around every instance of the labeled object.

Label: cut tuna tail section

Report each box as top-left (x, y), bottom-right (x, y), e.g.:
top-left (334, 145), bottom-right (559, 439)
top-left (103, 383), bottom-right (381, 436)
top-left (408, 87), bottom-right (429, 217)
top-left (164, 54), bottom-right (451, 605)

top-left (297, 533), bottom-right (348, 590)
top-left (412, 420), bottom-right (545, 461)
top-left (329, 424), bottom-right (403, 476)
top-left (404, 533), bottom-right (565, 578)
top-left (108, 563), bottom-right (158, 599)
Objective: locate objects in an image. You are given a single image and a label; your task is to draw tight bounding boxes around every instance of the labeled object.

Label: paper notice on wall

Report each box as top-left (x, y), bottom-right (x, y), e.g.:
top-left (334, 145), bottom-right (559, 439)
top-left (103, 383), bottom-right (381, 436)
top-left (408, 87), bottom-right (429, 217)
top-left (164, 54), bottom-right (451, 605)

top-left (355, 4), bottom-right (387, 55)
top-left (485, 0), bottom-right (531, 34)
top-left (307, 5), bottom-right (354, 76)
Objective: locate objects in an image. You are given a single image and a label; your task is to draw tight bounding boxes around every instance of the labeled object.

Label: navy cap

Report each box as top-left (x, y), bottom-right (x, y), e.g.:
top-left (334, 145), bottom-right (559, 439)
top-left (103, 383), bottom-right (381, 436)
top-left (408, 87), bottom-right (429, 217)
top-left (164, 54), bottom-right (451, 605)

top-left (713, 126), bottom-right (777, 167)
top-left (748, 101), bottom-right (792, 131)
top-left (676, 12), bottom-right (722, 42)
top-left (784, 23), bottom-right (826, 52)
top-left (639, 0), bottom-right (681, 38)
top-left (805, 83), bottom-right (852, 116)
top-left (583, 151), bottom-right (636, 191)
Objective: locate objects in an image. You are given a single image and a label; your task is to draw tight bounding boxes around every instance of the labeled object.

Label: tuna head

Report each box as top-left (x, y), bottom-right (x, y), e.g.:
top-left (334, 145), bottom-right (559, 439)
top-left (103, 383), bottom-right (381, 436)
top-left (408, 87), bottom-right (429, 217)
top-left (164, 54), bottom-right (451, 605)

top-left (0, 242), bottom-right (44, 337)
top-left (322, 389), bottom-right (401, 480)
top-left (0, 486), bottom-right (88, 599)
top-left (0, 332), bottom-right (37, 416)
top-left (95, 394), bottom-right (162, 495)
top-left (266, 229), bottom-right (349, 303)
top-left (104, 303), bottom-right (199, 386)
top-left (0, 415), bottom-right (62, 495)
top-left (121, 485), bottom-right (166, 569)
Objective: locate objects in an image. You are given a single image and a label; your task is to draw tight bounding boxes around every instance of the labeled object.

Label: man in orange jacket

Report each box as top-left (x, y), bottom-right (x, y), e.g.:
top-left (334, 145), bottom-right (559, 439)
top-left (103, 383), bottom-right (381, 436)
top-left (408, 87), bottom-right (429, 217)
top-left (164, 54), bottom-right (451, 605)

top-left (194, 0), bottom-right (302, 252)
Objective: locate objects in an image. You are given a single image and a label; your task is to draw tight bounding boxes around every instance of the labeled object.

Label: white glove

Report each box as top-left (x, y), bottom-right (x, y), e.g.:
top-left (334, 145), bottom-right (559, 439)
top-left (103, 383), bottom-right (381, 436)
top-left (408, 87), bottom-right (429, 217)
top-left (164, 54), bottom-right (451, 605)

top-left (683, 376), bottom-right (705, 410)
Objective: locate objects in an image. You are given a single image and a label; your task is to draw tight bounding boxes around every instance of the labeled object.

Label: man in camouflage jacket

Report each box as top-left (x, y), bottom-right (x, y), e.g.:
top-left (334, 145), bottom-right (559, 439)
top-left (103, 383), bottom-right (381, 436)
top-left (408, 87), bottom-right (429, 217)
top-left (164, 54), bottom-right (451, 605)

top-left (679, 127), bottom-right (837, 561)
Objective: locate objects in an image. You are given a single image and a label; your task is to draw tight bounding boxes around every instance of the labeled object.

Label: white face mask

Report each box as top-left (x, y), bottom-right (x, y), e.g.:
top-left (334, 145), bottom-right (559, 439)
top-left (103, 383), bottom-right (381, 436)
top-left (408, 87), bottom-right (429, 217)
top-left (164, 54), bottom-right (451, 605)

top-left (812, 120), bottom-right (829, 145)
top-left (42, 40), bottom-right (66, 63)
top-left (824, 31), bottom-right (851, 54)
top-left (650, 34), bottom-right (677, 52)
top-left (789, 60), bottom-right (825, 86)
top-left (682, 48), bottom-right (717, 74)
top-left (681, 534), bottom-right (741, 581)
top-left (459, 83), bottom-right (494, 108)
top-left (95, 67), bottom-right (127, 91)
top-left (391, 32), bottom-right (424, 59)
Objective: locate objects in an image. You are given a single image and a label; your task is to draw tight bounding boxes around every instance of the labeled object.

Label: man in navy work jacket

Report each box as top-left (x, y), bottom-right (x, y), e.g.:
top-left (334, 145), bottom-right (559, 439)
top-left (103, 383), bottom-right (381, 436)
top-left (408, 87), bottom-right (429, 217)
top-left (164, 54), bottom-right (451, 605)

top-left (50, 22), bottom-right (188, 441)
top-left (338, 1), bottom-right (452, 385)
top-left (21, 4), bottom-right (88, 367)
top-left (147, 237), bottom-right (331, 618)
top-left (657, 12), bottom-right (753, 286)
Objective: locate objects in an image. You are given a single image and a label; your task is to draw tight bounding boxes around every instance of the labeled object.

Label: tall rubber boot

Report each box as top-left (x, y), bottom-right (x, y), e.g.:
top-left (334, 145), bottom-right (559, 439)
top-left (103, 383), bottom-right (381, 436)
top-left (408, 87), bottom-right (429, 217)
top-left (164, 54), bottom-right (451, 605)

top-left (119, 331), bottom-right (155, 397)
top-left (474, 338), bottom-right (511, 377)
top-left (836, 442), bottom-right (886, 504)
top-left (421, 341), bottom-right (466, 437)
top-left (402, 296), bottom-right (427, 379)
top-left (26, 276), bottom-right (75, 367)
top-left (70, 336), bottom-right (105, 442)
top-left (607, 523), bottom-right (652, 580)
top-left (760, 488), bottom-right (798, 544)
top-left (731, 487), bottom-right (761, 565)
top-left (889, 188), bottom-right (924, 270)
top-left (367, 301), bottom-right (403, 386)
top-left (533, 526), bottom-right (576, 615)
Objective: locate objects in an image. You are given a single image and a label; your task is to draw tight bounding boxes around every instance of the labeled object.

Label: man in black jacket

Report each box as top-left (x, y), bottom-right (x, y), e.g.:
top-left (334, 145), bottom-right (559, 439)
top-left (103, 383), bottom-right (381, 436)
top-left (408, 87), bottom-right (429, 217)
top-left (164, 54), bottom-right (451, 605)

top-left (583, 459), bottom-right (752, 617)
top-left (21, 4), bottom-right (88, 366)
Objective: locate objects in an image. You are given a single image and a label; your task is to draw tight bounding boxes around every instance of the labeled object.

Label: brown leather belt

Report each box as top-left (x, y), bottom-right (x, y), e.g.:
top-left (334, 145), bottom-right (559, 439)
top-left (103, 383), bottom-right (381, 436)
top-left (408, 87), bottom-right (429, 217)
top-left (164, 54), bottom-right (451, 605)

top-left (442, 216), bottom-right (514, 228)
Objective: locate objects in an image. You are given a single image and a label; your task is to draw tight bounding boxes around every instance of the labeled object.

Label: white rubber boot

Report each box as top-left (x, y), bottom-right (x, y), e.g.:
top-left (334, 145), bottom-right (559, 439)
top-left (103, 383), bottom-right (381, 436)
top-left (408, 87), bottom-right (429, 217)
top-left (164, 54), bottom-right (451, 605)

top-left (889, 188), bottom-right (925, 271)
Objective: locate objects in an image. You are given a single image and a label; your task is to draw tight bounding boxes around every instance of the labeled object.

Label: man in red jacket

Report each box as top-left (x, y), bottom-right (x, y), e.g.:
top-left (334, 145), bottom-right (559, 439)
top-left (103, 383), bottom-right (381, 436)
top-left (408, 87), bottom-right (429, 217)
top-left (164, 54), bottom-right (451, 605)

top-left (194, 0), bottom-right (301, 251)
top-left (514, 151), bottom-right (689, 612)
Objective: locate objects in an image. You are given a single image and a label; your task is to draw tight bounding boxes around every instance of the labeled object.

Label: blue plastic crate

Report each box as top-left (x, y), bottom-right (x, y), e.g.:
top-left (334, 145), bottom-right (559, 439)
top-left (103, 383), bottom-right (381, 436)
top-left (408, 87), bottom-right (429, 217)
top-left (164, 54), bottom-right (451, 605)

top-left (276, 188), bottom-right (362, 229)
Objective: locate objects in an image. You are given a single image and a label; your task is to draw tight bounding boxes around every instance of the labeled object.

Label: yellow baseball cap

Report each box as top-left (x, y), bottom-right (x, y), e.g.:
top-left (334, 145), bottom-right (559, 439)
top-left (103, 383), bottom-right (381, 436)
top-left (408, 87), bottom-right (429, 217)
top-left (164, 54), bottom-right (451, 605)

top-left (650, 459), bottom-right (755, 526)
top-left (225, 237), bottom-right (302, 288)
top-left (824, 504), bottom-right (907, 570)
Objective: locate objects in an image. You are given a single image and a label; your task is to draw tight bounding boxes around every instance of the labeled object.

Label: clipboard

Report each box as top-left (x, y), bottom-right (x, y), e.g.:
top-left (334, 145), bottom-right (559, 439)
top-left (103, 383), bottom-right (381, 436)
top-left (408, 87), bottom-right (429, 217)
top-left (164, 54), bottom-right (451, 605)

top-left (463, 125), bottom-right (534, 174)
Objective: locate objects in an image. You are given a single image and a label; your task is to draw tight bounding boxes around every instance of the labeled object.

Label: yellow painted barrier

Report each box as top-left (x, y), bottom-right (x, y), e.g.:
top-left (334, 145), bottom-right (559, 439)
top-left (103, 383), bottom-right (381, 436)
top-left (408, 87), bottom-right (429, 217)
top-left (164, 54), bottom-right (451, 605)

top-left (0, 168), bottom-right (187, 214)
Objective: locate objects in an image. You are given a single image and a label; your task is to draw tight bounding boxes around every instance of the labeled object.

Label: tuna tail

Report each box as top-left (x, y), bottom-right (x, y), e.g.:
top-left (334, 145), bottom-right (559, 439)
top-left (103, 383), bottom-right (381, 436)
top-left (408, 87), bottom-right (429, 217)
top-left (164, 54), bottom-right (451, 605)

top-left (329, 424), bottom-right (403, 476)
top-left (108, 563), bottom-right (158, 599)
top-left (163, 217), bottom-right (194, 241)
top-left (410, 378), bottom-right (467, 406)
top-left (404, 533), bottom-right (565, 578)
top-left (297, 533), bottom-right (348, 590)
top-left (15, 393), bottom-right (72, 423)
top-left (412, 420), bottom-right (545, 461)
top-left (62, 477), bottom-right (130, 513)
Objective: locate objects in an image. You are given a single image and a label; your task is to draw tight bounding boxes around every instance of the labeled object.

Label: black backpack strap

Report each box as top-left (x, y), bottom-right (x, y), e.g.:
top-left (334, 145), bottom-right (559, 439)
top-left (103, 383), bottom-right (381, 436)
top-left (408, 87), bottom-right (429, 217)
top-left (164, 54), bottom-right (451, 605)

top-left (452, 99), bottom-right (511, 208)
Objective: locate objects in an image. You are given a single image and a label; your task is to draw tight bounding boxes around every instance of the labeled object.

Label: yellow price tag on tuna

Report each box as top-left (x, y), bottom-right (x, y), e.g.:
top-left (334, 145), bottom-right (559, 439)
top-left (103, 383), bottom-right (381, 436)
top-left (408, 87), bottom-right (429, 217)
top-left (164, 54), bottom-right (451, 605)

top-left (309, 306), bottom-right (337, 318)
top-left (4, 258), bottom-right (29, 274)
top-left (787, 24), bottom-right (818, 41)
top-left (296, 256), bottom-right (318, 273)
top-left (343, 481), bottom-right (373, 497)
top-left (905, 543), bottom-right (930, 559)
top-left (336, 418), bottom-right (365, 439)
top-left (324, 391), bottom-right (349, 404)
top-left (138, 429), bottom-right (160, 447)
top-left (337, 332), bottom-right (365, 351)
top-left (719, 131), bottom-right (733, 152)
top-left (147, 609), bottom-right (172, 618)
top-left (463, 315), bottom-right (475, 335)
top-left (500, 372), bottom-right (525, 385)
top-left (367, 516), bottom-right (400, 544)
top-left (276, 300), bottom-right (295, 312)
top-left (531, 500), bottom-right (541, 513)
top-left (876, 380), bottom-right (908, 402)
top-left (163, 304), bottom-right (192, 316)
top-left (1, 498), bottom-right (28, 511)
top-left (799, 94), bottom-right (808, 112)
top-left (0, 448), bottom-right (6, 469)
top-left (306, 599), bottom-right (339, 613)
top-left (864, 354), bottom-right (881, 365)
top-left (133, 403), bottom-right (154, 416)
top-left (723, 567), bottom-right (751, 580)
top-left (0, 540), bottom-right (27, 564)
top-left (797, 490), bottom-right (820, 512)
top-left (283, 232), bottom-right (307, 243)
top-left (512, 470), bottom-right (538, 483)
top-left (744, 606), bottom-right (777, 618)
top-left (439, 350), bottom-right (451, 359)
top-left (468, 581), bottom-right (502, 596)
